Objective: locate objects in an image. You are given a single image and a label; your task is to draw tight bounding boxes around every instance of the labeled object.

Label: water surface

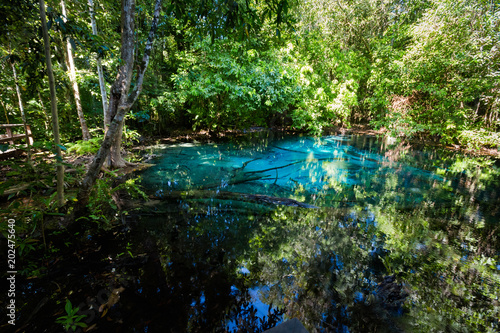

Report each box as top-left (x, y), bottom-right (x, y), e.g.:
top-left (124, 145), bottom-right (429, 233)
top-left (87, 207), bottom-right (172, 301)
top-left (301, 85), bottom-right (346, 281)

top-left (138, 132), bottom-right (500, 332)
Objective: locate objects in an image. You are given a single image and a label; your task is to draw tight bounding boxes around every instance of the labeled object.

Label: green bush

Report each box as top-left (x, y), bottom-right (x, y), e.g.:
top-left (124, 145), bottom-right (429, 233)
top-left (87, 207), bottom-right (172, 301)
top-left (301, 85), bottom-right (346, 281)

top-left (172, 38), bottom-right (300, 132)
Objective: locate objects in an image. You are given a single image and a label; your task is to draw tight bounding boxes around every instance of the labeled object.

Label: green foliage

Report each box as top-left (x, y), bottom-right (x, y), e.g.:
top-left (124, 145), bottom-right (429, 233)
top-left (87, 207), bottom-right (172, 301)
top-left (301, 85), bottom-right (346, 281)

top-left (369, 0), bottom-right (500, 142)
top-left (172, 37), bottom-right (300, 132)
top-left (56, 299), bottom-right (87, 332)
top-left (16, 236), bottom-right (38, 256)
top-left (289, 37), bottom-right (360, 133)
top-left (85, 176), bottom-right (117, 227)
top-left (163, 32), bottom-right (363, 134)
top-left (122, 124), bottom-right (141, 147)
top-left (65, 129), bottom-right (140, 154)
top-left (66, 136), bottom-right (103, 155)
top-left (85, 174), bottom-right (147, 228)
top-left (458, 129), bottom-right (500, 150)
top-left (3, 0), bottom-right (495, 149)
top-left (113, 177), bottom-right (148, 200)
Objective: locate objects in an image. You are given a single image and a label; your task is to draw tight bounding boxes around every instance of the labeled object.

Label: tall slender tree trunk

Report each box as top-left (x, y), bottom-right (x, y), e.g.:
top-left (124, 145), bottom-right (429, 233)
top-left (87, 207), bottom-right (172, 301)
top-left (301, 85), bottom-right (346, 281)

top-left (39, 0), bottom-right (65, 207)
top-left (75, 0), bottom-right (162, 212)
top-left (7, 33), bottom-right (32, 163)
top-left (0, 100), bottom-right (9, 124)
top-left (11, 62), bottom-right (33, 166)
top-left (38, 91), bottom-right (50, 130)
top-left (88, 0), bottom-right (109, 128)
top-left (61, 0), bottom-right (90, 141)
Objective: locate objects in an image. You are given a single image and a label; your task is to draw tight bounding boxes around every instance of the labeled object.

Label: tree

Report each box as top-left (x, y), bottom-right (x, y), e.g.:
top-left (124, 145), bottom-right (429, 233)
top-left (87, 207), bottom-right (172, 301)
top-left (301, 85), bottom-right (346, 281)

top-left (76, 0), bottom-right (162, 209)
top-left (61, 0), bottom-right (91, 141)
top-left (88, 0), bottom-right (108, 129)
top-left (11, 57), bottom-right (33, 165)
top-left (368, 0), bottom-right (499, 145)
top-left (39, 0), bottom-right (64, 207)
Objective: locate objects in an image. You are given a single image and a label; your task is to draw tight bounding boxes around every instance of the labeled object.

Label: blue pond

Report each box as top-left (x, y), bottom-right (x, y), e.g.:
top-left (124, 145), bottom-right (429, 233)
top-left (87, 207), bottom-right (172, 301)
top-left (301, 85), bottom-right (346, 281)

top-left (136, 132), bottom-right (500, 332)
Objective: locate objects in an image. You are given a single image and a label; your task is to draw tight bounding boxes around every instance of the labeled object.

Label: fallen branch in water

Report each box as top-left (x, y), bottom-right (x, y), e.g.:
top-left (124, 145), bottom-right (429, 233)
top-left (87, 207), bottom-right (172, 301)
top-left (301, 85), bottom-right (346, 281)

top-left (199, 174), bottom-right (267, 190)
top-left (270, 145), bottom-right (309, 154)
top-left (243, 157), bottom-right (346, 175)
top-left (152, 190), bottom-right (318, 208)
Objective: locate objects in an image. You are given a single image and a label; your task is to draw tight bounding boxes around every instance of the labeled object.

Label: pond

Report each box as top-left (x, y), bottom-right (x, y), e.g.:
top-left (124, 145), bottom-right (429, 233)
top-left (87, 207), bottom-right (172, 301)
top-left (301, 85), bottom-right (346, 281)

top-left (135, 132), bottom-right (500, 332)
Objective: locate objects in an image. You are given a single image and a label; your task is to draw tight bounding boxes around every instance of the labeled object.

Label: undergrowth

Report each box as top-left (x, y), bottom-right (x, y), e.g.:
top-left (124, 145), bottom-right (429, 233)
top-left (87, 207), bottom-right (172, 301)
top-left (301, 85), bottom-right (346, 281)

top-left (458, 129), bottom-right (500, 150)
top-left (84, 173), bottom-right (148, 229)
top-left (66, 136), bottom-right (103, 155)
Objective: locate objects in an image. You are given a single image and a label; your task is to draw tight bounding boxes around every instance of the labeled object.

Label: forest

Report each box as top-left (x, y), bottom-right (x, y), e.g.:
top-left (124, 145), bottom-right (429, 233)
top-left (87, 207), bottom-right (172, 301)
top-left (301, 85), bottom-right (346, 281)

top-left (0, 0), bottom-right (500, 332)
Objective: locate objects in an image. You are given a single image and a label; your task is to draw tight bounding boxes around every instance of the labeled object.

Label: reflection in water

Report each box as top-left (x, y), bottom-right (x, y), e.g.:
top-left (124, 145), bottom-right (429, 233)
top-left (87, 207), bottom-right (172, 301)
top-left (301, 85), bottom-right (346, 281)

top-left (138, 133), bottom-right (500, 332)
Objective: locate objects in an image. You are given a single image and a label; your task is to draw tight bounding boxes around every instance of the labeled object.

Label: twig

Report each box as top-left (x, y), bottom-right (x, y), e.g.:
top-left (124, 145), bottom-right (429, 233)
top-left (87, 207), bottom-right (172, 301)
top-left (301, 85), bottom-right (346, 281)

top-left (244, 157), bottom-right (343, 175)
top-left (271, 145), bottom-right (308, 154)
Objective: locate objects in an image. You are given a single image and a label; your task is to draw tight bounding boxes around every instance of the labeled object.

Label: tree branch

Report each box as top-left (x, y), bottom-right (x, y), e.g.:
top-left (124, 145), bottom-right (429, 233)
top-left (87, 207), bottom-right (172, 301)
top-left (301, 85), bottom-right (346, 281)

top-left (127, 0), bottom-right (162, 106)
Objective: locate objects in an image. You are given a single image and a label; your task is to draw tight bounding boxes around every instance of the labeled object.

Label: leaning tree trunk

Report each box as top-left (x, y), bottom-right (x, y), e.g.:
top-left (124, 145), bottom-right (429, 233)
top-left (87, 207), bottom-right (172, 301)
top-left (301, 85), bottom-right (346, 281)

top-left (39, 0), bottom-right (65, 207)
top-left (61, 0), bottom-right (90, 141)
top-left (75, 0), bottom-right (161, 211)
top-left (88, 0), bottom-right (109, 128)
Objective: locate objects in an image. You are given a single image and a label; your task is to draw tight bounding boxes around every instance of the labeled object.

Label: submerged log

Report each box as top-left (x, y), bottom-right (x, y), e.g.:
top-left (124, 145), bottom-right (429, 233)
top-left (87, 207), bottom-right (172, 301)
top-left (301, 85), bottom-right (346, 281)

top-left (152, 190), bottom-right (318, 209)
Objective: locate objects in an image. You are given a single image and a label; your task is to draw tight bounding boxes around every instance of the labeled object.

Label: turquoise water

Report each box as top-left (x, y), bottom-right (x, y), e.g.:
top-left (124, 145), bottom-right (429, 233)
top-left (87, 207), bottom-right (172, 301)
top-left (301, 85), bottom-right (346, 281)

top-left (138, 133), bottom-right (500, 332)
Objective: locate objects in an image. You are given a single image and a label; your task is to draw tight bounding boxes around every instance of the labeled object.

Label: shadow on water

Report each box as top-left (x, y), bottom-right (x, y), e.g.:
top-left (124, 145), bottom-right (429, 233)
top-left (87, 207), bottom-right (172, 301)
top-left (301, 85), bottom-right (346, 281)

top-left (133, 132), bottom-right (500, 332)
top-left (3, 132), bottom-right (500, 332)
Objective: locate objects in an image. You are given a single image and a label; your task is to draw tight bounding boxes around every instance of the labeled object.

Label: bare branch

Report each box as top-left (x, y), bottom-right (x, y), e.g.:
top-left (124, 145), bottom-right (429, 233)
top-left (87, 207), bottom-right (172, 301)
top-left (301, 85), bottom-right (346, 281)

top-left (128, 0), bottom-right (162, 106)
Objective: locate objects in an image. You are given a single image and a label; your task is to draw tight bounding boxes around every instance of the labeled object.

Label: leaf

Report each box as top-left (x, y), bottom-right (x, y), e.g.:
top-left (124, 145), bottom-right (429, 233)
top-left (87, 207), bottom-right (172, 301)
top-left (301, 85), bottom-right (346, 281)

top-left (57, 17), bottom-right (66, 32)
top-left (65, 299), bottom-right (72, 314)
top-left (69, 38), bottom-right (77, 51)
top-left (46, 212), bottom-right (66, 216)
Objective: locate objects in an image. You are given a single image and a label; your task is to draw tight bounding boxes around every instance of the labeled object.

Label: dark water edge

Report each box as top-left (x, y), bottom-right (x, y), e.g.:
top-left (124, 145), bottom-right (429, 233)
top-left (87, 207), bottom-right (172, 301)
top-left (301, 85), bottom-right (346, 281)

top-left (2, 132), bottom-right (500, 333)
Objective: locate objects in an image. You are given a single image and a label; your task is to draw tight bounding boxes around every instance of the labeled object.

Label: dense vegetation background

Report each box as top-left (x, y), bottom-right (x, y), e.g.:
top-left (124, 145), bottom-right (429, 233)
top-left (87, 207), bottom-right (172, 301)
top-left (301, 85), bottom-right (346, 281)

top-left (1, 0), bottom-right (498, 148)
top-left (1, 1), bottom-right (500, 332)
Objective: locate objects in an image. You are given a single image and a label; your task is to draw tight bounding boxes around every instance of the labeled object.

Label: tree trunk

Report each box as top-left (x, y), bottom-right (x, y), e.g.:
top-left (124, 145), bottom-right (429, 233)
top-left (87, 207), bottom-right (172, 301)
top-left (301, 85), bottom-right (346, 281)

top-left (75, 0), bottom-right (162, 211)
top-left (38, 91), bottom-right (50, 130)
top-left (39, 0), bottom-right (65, 207)
top-left (110, 117), bottom-right (126, 167)
top-left (104, 0), bottom-right (135, 169)
top-left (7, 33), bottom-right (32, 163)
top-left (88, 0), bottom-right (109, 128)
top-left (11, 62), bottom-right (33, 166)
top-left (0, 100), bottom-right (9, 124)
top-left (61, 0), bottom-right (91, 141)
